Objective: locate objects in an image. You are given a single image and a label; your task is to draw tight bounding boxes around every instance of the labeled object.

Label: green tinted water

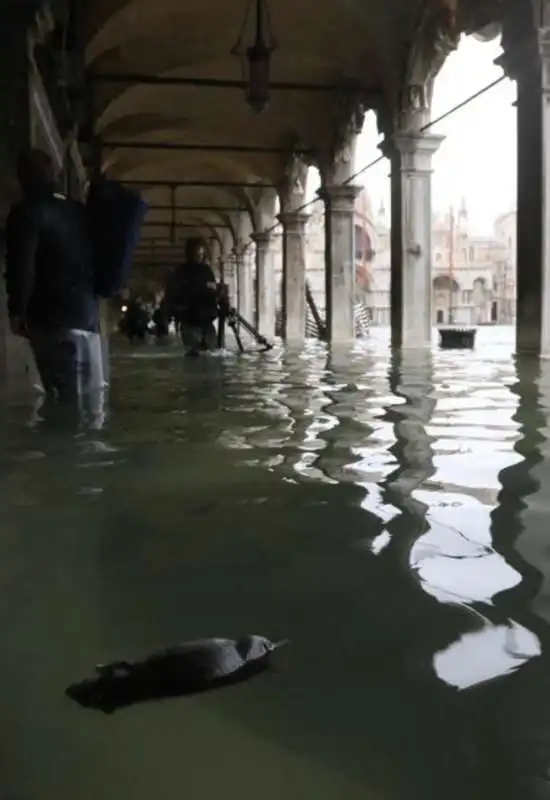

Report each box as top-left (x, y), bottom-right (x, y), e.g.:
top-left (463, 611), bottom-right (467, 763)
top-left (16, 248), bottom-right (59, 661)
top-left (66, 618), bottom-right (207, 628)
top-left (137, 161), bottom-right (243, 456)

top-left (1, 326), bottom-right (550, 800)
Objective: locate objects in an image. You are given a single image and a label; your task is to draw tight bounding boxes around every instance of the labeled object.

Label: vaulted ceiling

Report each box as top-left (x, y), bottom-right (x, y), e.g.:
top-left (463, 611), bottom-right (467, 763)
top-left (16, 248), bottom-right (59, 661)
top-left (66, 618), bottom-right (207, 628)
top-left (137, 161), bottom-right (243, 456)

top-left (78, 0), bottom-right (503, 259)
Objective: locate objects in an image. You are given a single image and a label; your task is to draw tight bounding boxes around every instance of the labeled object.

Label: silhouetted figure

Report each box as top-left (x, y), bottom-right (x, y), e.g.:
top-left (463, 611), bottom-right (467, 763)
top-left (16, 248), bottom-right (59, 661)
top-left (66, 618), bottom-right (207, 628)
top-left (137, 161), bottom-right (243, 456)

top-left (152, 302), bottom-right (170, 340)
top-left (4, 149), bottom-right (103, 400)
top-left (165, 238), bottom-right (218, 355)
top-left (122, 298), bottom-right (150, 343)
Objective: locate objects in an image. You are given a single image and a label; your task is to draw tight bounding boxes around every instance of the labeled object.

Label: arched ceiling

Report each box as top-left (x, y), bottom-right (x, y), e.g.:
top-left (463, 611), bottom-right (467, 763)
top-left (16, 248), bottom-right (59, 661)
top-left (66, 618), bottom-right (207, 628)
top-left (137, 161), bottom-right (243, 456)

top-left (80, 0), bottom-right (503, 266)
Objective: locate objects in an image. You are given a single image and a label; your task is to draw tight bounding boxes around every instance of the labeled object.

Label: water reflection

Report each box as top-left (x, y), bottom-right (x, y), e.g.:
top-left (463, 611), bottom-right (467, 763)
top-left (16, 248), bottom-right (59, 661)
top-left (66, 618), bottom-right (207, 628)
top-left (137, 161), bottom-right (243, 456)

top-left (29, 388), bottom-right (107, 432)
top-left (496, 359), bottom-right (550, 626)
top-left (3, 329), bottom-right (550, 799)
top-left (433, 620), bottom-right (541, 690)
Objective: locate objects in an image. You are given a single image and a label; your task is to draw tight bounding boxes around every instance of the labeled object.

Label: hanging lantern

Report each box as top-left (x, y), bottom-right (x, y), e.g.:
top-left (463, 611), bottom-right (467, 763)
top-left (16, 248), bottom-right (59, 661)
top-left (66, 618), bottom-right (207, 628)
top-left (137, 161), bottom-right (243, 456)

top-left (232, 0), bottom-right (276, 113)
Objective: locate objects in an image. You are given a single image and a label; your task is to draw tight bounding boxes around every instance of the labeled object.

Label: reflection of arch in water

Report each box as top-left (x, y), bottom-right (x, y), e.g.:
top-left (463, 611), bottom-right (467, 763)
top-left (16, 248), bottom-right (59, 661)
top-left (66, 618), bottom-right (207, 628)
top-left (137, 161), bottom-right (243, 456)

top-left (373, 349), bottom-right (437, 556)
top-left (491, 359), bottom-right (549, 635)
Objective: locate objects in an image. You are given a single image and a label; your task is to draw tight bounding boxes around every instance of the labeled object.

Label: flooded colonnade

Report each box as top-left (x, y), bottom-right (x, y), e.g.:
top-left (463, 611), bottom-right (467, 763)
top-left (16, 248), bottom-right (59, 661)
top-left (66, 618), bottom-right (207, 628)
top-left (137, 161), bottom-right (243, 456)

top-left (3, 2), bottom-right (550, 800)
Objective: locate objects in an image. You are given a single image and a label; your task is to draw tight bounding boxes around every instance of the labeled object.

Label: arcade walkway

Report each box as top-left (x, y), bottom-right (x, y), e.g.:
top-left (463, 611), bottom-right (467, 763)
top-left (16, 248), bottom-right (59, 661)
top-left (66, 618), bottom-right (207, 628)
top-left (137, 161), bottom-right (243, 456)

top-left (2, 0), bottom-right (550, 401)
top-left (2, 4), bottom-right (550, 794)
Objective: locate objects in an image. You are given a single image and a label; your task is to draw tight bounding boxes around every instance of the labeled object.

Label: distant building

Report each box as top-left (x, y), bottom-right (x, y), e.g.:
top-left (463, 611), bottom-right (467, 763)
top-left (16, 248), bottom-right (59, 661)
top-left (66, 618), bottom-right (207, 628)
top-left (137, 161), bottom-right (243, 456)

top-left (372, 199), bottom-right (517, 325)
top-left (273, 191), bottom-right (517, 327)
top-left (493, 211), bottom-right (517, 324)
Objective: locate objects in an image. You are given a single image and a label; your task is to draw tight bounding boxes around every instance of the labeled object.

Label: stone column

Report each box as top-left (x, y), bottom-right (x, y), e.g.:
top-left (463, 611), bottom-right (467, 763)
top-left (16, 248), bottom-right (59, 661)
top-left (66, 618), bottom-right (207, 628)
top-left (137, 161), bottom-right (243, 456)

top-left (499, 24), bottom-right (550, 354)
top-left (223, 253), bottom-right (236, 303)
top-left (0, 5), bottom-right (38, 394)
top-left (319, 184), bottom-right (362, 341)
top-left (383, 132), bottom-right (443, 348)
top-left (234, 244), bottom-right (253, 322)
top-left (252, 231), bottom-right (275, 338)
top-left (277, 211), bottom-right (309, 343)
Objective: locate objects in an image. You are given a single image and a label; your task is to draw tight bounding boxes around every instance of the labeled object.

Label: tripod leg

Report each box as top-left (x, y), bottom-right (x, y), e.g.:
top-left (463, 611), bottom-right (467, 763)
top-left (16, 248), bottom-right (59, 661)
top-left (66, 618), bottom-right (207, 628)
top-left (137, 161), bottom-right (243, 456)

top-left (233, 311), bottom-right (274, 351)
top-left (229, 320), bottom-right (245, 354)
top-left (217, 313), bottom-right (226, 349)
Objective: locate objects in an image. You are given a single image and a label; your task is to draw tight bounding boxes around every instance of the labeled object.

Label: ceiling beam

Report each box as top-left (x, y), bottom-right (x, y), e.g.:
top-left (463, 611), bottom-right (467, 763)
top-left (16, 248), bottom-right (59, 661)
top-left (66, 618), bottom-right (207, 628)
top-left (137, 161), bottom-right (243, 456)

top-left (142, 221), bottom-right (230, 228)
top-left (122, 179), bottom-right (274, 188)
top-left (133, 267), bottom-right (181, 271)
top-left (88, 73), bottom-right (370, 93)
top-left (136, 241), bottom-right (192, 246)
top-left (104, 141), bottom-right (311, 155)
top-left (146, 205), bottom-right (245, 212)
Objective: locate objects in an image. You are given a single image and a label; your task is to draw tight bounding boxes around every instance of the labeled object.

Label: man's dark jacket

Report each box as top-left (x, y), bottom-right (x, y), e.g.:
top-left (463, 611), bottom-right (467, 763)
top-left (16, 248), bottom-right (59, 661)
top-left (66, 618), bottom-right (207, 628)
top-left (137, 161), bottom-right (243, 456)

top-left (165, 261), bottom-right (217, 326)
top-left (5, 186), bottom-right (99, 332)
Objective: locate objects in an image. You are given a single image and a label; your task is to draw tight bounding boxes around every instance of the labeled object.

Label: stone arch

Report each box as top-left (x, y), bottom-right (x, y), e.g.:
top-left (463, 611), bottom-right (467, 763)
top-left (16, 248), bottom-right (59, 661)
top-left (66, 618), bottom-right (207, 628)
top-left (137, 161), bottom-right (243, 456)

top-left (433, 275), bottom-right (460, 292)
top-left (473, 276), bottom-right (487, 293)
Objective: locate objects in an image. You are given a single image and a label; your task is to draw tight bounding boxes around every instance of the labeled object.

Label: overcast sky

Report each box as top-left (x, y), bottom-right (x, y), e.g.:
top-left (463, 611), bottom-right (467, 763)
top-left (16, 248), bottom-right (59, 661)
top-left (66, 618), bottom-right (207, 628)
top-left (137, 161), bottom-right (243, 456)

top-left (308, 36), bottom-right (517, 236)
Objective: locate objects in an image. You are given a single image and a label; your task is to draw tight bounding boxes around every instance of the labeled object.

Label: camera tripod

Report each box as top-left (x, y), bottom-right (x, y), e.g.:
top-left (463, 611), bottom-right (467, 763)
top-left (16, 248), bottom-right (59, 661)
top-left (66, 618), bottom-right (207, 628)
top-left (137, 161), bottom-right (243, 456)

top-left (216, 301), bottom-right (273, 354)
top-left (218, 307), bottom-right (274, 354)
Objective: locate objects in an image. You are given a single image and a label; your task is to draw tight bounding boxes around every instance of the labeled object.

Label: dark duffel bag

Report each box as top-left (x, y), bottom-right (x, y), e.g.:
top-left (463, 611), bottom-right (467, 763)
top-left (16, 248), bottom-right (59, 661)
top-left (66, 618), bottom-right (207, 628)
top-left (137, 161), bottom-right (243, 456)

top-left (86, 177), bottom-right (148, 298)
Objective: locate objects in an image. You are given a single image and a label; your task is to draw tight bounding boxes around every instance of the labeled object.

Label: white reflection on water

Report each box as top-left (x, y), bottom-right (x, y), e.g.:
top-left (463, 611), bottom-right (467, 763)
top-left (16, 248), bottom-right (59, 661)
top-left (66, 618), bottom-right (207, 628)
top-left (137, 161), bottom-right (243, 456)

top-left (410, 492), bottom-right (522, 605)
top-left (4, 325), bottom-right (550, 799)
top-left (355, 332), bottom-right (547, 693)
top-left (434, 622), bottom-right (541, 690)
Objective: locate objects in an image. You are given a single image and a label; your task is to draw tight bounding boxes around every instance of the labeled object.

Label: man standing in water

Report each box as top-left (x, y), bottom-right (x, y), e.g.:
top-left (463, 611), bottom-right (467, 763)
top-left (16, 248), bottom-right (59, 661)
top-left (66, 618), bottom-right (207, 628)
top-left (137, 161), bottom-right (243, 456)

top-left (165, 238), bottom-right (219, 355)
top-left (4, 149), bottom-right (103, 401)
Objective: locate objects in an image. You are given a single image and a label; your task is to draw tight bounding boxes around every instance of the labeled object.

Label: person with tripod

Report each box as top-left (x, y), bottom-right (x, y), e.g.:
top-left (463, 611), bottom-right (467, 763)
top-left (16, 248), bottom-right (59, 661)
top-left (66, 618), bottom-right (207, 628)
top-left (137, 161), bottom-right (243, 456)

top-left (164, 238), bottom-right (219, 356)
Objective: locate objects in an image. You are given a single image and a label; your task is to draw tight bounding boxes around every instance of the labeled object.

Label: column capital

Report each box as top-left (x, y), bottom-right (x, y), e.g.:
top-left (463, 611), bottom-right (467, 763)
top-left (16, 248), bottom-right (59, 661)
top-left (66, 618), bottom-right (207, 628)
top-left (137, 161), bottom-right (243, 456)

top-left (496, 31), bottom-right (550, 85)
top-left (251, 230), bottom-right (272, 249)
top-left (231, 240), bottom-right (247, 257)
top-left (496, 1), bottom-right (550, 83)
top-left (277, 211), bottom-right (309, 233)
top-left (381, 131), bottom-right (444, 173)
top-left (318, 183), bottom-right (362, 211)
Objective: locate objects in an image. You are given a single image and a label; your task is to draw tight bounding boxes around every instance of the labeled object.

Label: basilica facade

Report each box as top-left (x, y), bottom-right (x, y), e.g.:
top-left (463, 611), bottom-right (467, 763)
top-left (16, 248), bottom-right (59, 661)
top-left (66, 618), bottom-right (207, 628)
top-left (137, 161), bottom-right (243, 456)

top-left (272, 190), bottom-right (517, 327)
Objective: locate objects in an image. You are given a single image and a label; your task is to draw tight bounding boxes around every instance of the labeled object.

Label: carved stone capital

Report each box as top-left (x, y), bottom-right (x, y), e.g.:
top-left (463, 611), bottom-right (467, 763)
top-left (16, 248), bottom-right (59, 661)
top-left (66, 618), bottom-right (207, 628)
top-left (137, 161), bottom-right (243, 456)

top-left (318, 183), bottom-right (361, 214)
top-left (277, 211), bottom-right (309, 235)
top-left (251, 231), bottom-right (272, 251)
top-left (381, 131), bottom-right (444, 172)
top-left (497, 0), bottom-right (550, 88)
top-left (379, 2), bottom-right (459, 136)
top-left (329, 90), bottom-right (368, 166)
top-left (278, 154), bottom-right (307, 211)
top-left (231, 241), bottom-right (247, 260)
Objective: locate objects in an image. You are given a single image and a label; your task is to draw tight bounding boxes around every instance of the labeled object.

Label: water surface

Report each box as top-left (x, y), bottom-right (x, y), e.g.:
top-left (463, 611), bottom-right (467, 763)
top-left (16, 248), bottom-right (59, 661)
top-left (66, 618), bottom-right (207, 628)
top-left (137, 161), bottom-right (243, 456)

top-left (2, 326), bottom-right (550, 800)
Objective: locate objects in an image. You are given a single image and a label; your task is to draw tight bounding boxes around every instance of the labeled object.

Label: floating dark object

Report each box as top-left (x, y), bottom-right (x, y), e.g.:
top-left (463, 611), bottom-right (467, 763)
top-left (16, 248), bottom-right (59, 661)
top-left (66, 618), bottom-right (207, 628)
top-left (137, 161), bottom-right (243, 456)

top-left (438, 327), bottom-right (477, 349)
top-left (65, 635), bottom-right (286, 714)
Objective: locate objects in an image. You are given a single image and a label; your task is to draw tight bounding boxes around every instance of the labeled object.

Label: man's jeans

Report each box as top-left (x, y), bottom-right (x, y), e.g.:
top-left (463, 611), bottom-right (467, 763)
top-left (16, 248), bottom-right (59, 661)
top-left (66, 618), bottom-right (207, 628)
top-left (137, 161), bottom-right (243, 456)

top-left (28, 329), bottom-right (106, 428)
top-left (29, 328), bottom-right (104, 397)
top-left (180, 323), bottom-right (216, 351)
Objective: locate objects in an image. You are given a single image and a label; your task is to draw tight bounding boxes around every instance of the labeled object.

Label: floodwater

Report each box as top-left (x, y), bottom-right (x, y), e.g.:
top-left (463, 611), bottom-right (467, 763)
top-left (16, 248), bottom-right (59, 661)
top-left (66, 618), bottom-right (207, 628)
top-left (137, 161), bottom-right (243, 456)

top-left (2, 325), bottom-right (550, 799)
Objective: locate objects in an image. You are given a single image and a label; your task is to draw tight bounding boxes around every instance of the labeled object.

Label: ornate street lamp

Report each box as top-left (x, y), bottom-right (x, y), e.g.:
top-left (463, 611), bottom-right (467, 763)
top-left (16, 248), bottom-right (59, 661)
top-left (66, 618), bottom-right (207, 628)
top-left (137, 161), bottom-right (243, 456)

top-left (232, 0), bottom-right (276, 113)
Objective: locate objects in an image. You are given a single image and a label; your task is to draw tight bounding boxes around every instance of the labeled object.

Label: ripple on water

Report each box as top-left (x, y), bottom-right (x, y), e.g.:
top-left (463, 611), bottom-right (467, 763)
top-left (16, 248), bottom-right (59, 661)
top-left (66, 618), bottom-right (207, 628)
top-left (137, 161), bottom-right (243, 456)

top-left (2, 326), bottom-right (550, 799)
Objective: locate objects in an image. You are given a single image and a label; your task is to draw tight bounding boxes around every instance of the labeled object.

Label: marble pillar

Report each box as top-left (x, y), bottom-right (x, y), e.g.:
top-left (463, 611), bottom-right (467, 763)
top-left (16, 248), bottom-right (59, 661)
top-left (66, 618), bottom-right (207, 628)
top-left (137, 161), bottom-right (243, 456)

top-left (277, 211), bottom-right (309, 343)
top-left (319, 184), bottom-right (362, 342)
top-left (383, 132), bottom-right (443, 349)
top-left (252, 231), bottom-right (275, 338)
top-left (222, 253), bottom-right (236, 302)
top-left (234, 244), bottom-right (254, 322)
top-left (0, 6), bottom-right (40, 395)
top-left (512, 30), bottom-right (550, 355)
